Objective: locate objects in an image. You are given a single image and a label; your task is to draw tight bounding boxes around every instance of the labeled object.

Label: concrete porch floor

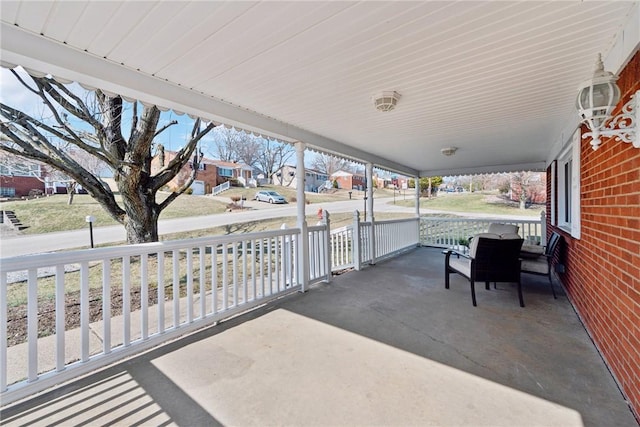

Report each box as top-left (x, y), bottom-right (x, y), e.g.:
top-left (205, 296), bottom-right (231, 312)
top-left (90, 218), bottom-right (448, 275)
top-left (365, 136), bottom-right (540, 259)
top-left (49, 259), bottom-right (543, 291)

top-left (1, 247), bottom-right (637, 426)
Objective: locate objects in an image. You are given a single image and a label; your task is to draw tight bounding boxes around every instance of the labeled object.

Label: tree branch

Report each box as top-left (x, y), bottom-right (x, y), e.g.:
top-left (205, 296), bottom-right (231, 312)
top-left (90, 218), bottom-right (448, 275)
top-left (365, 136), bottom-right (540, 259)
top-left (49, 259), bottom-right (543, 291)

top-left (154, 120), bottom-right (178, 138)
top-left (151, 122), bottom-right (216, 191)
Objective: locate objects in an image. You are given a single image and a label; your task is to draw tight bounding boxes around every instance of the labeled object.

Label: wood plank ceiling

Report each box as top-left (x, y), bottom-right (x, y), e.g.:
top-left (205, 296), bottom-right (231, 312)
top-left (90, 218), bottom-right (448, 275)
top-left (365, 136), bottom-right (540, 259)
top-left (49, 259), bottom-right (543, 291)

top-left (0, 1), bottom-right (637, 176)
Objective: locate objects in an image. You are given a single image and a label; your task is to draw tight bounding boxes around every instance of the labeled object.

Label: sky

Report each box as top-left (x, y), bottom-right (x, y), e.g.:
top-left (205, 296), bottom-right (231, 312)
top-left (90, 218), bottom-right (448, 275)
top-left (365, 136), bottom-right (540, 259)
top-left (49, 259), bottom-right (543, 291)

top-left (0, 66), bottom-right (371, 174)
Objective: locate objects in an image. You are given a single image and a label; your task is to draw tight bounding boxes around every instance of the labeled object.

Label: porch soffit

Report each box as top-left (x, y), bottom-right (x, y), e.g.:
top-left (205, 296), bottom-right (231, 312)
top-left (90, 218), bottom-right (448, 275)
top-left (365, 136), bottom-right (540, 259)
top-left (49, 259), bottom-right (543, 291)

top-left (0, 1), bottom-right (637, 177)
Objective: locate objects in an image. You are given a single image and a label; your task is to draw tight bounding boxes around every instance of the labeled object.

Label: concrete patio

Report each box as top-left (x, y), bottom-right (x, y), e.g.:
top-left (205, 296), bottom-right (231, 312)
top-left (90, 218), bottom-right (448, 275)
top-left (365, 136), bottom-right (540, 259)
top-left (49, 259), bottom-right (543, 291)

top-left (1, 247), bottom-right (636, 426)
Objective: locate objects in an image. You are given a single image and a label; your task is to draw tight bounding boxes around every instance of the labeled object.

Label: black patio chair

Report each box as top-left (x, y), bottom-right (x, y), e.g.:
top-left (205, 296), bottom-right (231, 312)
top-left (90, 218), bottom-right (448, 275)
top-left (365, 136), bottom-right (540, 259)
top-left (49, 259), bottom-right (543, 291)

top-left (520, 231), bottom-right (562, 299)
top-left (445, 233), bottom-right (524, 307)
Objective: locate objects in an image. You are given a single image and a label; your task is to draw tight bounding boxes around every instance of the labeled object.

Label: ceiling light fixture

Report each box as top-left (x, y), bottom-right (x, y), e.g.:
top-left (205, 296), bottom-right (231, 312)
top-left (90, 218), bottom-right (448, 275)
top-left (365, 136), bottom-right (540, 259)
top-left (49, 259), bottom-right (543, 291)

top-left (440, 147), bottom-right (457, 156)
top-left (372, 91), bottom-right (401, 112)
top-left (576, 54), bottom-right (638, 150)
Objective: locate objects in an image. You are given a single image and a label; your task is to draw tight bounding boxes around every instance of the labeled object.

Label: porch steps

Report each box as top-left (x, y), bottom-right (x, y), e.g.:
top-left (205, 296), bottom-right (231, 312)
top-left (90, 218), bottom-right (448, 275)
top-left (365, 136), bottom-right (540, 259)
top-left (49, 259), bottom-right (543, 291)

top-left (1, 210), bottom-right (29, 231)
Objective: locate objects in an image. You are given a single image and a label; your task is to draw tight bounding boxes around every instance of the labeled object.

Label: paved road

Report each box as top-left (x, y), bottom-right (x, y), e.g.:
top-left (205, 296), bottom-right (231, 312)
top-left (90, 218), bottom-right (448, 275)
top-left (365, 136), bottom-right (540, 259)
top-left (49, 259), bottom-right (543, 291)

top-left (0, 197), bottom-right (417, 257)
top-left (0, 196), bottom-right (538, 258)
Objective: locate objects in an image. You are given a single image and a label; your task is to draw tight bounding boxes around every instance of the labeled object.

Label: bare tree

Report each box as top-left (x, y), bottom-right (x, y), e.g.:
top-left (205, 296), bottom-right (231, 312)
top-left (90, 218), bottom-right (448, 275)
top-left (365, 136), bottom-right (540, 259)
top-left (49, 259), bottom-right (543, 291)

top-left (255, 139), bottom-right (294, 183)
top-left (211, 127), bottom-right (262, 167)
top-left (511, 171), bottom-right (544, 209)
top-left (311, 153), bottom-right (353, 176)
top-left (0, 70), bottom-right (215, 243)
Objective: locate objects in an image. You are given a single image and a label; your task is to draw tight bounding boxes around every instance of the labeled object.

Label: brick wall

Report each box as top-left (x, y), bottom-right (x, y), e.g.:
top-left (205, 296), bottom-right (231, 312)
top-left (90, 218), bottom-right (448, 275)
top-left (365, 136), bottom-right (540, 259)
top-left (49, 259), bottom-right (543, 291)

top-left (549, 50), bottom-right (640, 420)
top-left (150, 152), bottom-right (219, 192)
top-left (0, 176), bottom-right (44, 196)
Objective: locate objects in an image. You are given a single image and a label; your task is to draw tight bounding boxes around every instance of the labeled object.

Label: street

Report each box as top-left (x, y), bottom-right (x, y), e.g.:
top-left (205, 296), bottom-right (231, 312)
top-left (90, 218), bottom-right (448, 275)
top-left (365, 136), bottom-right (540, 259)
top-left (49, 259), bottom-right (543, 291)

top-left (0, 197), bottom-right (415, 257)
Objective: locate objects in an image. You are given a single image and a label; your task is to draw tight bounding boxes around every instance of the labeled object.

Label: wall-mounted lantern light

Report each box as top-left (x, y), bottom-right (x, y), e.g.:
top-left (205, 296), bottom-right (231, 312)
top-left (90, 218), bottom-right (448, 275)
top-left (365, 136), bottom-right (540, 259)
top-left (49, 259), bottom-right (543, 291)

top-left (576, 54), bottom-right (638, 150)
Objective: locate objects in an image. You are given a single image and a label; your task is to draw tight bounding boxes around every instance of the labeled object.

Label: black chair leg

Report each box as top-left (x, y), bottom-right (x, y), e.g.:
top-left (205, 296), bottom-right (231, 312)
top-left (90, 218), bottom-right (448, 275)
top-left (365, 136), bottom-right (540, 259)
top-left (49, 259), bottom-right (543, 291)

top-left (517, 280), bottom-right (525, 307)
top-left (548, 274), bottom-right (557, 299)
top-left (470, 281), bottom-right (477, 306)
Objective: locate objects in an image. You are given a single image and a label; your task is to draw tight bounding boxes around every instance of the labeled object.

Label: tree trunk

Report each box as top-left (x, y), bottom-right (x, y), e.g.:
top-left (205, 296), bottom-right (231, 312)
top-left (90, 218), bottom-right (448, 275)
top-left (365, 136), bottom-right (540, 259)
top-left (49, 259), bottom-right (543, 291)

top-left (118, 169), bottom-right (160, 244)
top-left (66, 182), bottom-right (77, 205)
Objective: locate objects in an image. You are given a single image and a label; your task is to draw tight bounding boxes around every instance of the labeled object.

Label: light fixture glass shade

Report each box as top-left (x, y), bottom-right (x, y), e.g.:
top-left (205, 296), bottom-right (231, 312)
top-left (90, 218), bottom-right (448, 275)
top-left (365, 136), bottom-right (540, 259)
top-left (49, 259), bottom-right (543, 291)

top-left (576, 54), bottom-right (622, 149)
top-left (576, 80), bottom-right (620, 129)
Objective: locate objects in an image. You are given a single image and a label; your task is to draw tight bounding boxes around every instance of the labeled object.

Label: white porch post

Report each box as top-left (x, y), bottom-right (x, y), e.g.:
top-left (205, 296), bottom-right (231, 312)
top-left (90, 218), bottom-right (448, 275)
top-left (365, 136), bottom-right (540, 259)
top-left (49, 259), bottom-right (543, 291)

top-left (366, 162), bottom-right (376, 265)
top-left (322, 210), bottom-right (331, 283)
top-left (415, 176), bottom-right (421, 217)
top-left (352, 210), bottom-right (361, 271)
top-left (415, 175), bottom-right (421, 247)
top-left (295, 142), bottom-right (309, 291)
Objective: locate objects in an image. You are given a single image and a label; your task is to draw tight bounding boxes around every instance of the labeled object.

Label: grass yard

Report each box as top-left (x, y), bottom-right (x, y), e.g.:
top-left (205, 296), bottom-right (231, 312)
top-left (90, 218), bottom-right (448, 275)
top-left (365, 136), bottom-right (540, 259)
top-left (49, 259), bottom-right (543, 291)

top-left (0, 184), bottom-right (398, 235)
top-left (394, 191), bottom-right (544, 217)
top-left (0, 192), bottom-right (229, 234)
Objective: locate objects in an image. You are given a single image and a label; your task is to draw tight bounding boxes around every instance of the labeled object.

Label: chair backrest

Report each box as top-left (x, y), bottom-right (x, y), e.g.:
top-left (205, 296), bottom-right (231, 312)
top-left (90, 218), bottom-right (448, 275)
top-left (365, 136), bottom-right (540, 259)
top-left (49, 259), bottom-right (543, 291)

top-left (545, 231), bottom-right (562, 257)
top-left (487, 223), bottom-right (519, 235)
top-left (472, 236), bottom-right (524, 283)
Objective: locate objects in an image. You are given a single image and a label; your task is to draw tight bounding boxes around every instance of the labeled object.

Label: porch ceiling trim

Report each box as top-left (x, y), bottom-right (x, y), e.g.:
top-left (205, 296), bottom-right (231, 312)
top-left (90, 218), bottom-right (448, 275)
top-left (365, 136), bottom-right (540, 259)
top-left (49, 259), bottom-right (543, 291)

top-left (421, 161), bottom-right (547, 178)
top-left (1, 23), bottom-right (419, 177)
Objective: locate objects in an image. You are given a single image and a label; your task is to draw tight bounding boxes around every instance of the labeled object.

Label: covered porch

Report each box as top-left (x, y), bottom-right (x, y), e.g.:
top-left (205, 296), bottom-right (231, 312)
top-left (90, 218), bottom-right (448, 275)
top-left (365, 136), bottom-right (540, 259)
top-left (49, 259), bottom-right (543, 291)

top-left (2, 247), bottom-right (635, 426)
top-left (1, 1), bottom-right (639, 423)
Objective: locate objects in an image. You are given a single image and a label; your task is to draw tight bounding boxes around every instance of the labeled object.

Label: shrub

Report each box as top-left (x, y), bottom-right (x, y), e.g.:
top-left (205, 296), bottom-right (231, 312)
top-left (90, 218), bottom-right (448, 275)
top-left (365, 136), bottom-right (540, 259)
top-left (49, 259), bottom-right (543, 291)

top-left (230, 195), bottom-right (241, 202)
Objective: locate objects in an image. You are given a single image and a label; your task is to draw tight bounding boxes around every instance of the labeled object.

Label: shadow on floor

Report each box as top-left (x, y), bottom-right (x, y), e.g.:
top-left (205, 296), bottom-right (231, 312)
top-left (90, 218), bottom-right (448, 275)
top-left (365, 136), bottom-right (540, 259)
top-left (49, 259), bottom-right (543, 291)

top-left (2, 247), bottom-right (637, 426)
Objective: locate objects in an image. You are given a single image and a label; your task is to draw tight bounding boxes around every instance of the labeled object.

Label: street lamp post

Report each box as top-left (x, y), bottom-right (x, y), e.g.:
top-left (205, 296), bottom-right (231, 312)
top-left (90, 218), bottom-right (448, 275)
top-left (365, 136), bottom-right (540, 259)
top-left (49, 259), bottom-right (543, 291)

top-left (85, 215), bottom-right (95, 248)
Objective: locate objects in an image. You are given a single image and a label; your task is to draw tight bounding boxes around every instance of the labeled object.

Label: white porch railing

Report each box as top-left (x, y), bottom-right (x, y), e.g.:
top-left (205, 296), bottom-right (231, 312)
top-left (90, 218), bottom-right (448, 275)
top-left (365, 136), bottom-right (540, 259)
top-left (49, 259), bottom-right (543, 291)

top-left (212, 181), bottom-right (231, 195)
top-left (420, 212), bottom-right (546, 247)
top-left (3, 209), bottom-right (504, 405)
top-left (329, 225), bottom-right (354, 271)
top-left (0, 228), bottom-right (302, 404)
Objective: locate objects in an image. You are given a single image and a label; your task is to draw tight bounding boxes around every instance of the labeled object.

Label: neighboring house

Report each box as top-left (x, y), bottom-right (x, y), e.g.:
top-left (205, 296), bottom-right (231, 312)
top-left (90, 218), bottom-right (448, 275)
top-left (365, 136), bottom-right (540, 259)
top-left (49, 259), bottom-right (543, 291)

top-left (0, 160), bottom-right (45, 197)
top-left (44, 179), bottom-right (87, 195)
top-left (330, 170), bottom-right (366, 191)
top-left (209, 160), bottom-right (255, 188)
top-left (547, 50), bottom-right (639, 417)
top-left (151, 151), bottom-right (254, 195)
top-left (391, 175), bottom-right (409, 190)
top-left (275, 165), bottom-right (329, 192)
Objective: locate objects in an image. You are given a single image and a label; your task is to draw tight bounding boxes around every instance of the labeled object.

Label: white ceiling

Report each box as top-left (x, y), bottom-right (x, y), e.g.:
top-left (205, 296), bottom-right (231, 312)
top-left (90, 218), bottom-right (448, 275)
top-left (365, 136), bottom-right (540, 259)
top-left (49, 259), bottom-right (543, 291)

top-left (1, 1), bottom-right (638, 176)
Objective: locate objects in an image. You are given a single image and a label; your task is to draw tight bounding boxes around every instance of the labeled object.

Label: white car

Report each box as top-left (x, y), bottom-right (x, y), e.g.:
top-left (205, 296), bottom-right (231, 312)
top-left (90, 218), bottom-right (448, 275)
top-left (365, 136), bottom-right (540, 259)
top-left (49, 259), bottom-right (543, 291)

top-left (254, 190), bottom-right (287, 204)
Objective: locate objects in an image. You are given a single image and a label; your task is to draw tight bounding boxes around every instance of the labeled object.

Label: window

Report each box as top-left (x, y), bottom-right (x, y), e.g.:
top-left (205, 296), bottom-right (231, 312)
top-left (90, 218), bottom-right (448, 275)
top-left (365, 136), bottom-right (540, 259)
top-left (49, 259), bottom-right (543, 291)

top-left (0, 187), bottom-right (16, 197)
top-left (556, 129), bottom-right (581, 238)
top-left (219, 168), bottom-right (233, 177)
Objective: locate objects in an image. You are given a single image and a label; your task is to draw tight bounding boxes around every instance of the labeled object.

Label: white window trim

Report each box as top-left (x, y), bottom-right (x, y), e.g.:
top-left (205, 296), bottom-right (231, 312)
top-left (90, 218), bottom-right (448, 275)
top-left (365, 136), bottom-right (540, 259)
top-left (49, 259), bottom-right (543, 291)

top-left (557, 129), bottom-right (581, 239)
top-left (550, 160), bottom-right (556, 226)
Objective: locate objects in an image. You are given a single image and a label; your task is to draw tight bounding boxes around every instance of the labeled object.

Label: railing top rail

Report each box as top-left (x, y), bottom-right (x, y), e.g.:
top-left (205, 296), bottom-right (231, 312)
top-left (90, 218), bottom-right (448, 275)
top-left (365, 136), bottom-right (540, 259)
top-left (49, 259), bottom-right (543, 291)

top-left (374, 217), bottom-right (419, 225)
top-left (308, 225), bottom-right (327, 232)
top-left (330, 225), bottom-right (353, 234)
top-left (420, 216), bottom-right (541, 224)
top-left (0, 227), bottom-right (301, 272)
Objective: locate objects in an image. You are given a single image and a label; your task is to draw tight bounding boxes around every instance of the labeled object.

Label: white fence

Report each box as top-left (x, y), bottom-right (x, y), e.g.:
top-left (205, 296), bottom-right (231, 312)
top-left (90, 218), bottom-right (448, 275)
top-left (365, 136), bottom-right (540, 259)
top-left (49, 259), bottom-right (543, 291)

top-left (0, 228), bottom-right (302, 404)
top-left (211, 180), bottom-right (231, 195)
top-left (2, 209), bottom-right (482, 404)
top-left (329, 225), bottom-right (354, 271)
top-left (419, 212), bottom-right (546, 247)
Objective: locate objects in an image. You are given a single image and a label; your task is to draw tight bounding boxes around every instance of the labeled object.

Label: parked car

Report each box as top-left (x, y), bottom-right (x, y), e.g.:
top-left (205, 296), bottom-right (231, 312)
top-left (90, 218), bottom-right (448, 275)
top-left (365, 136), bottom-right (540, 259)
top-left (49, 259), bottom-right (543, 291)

top-left (254, 190), bottom-right (287, 204)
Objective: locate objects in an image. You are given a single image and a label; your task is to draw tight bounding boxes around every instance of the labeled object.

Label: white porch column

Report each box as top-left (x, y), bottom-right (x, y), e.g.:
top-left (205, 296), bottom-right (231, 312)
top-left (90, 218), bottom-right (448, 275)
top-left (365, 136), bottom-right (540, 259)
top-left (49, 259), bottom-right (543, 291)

top-left (295, 142), bottom-right (309, 291)
top-left (415, 176), bottom-right (421, 247)
top-left (415, 176), bottom-right (421, 217)
top-left (366, 162), bottom-right (376, 265)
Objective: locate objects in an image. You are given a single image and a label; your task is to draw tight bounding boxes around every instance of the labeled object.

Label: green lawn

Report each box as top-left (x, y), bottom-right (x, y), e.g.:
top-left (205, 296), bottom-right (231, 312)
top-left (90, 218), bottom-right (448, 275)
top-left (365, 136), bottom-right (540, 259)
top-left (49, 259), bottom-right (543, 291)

top-left (393, 191), bottom-right (544, 217)
top-left (1, 188), bottom-right (542, 236)
top-left (0, 193), bottom-right (229, 234)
